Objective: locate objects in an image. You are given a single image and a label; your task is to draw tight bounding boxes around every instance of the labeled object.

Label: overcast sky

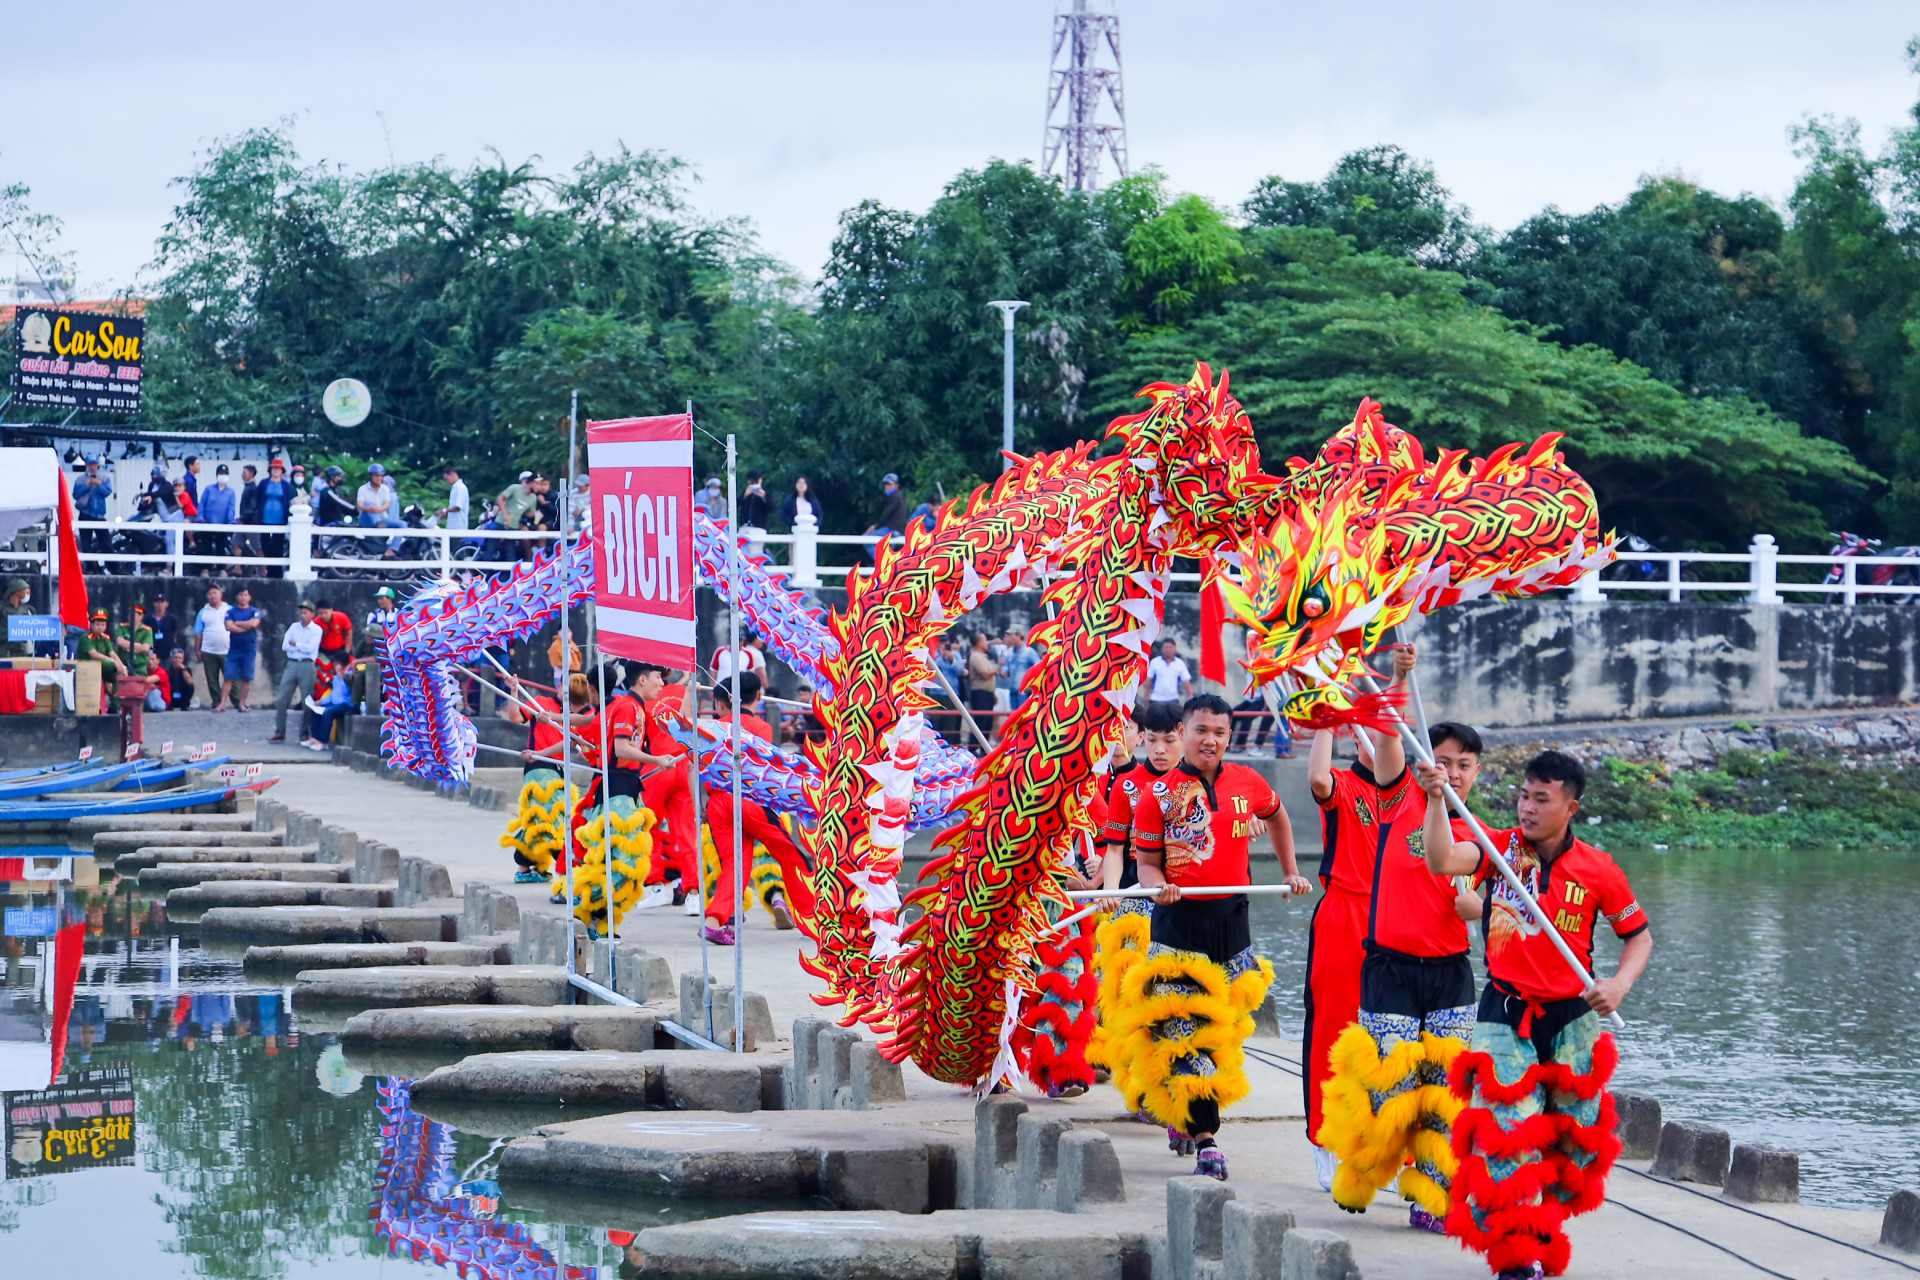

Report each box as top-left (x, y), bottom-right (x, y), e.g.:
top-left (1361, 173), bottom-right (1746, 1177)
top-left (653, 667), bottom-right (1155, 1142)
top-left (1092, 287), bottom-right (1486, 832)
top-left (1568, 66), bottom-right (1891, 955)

top-left (7, 1), bottom-right (1918, 296)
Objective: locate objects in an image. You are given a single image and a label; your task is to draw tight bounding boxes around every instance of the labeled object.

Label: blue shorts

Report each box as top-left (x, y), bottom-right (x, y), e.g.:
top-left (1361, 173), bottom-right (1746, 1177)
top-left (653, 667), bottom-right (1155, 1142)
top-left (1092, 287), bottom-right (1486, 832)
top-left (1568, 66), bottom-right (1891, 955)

top-left (223, 651), bottom-right (256, 681)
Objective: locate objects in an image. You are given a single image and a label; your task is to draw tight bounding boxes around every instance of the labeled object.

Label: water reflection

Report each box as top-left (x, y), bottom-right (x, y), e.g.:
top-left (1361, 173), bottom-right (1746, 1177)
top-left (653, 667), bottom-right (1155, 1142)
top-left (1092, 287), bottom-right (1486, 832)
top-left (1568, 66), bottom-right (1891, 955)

top-left (375, 1079), bottom-right (591, 1280)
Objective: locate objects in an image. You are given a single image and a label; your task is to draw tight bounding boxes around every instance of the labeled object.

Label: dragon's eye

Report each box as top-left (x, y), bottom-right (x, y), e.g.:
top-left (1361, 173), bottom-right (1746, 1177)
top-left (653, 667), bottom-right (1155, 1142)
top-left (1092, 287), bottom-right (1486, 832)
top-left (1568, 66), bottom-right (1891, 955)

top-left (1300, 584), bottom-right (1329, 620)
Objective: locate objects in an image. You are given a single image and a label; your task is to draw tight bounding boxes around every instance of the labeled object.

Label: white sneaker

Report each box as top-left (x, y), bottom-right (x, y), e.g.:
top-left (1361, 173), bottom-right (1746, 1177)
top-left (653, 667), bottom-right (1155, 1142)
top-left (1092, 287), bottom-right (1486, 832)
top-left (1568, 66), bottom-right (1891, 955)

top-left (637, 883), bottom-right (674, 911)
top-left (302, 739), bottom-right (328, 752)
top-left (682, 889), bottom-right (703, 916)
top-left (1313, 1144), bottom-right (1338, 1192)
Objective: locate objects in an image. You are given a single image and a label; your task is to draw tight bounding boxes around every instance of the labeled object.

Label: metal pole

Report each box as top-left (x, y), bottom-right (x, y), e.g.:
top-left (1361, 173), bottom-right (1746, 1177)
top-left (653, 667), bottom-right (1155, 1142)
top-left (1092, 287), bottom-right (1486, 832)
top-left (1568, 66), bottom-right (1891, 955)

top-left (929, 657), bottom-right (993, 754)
top-left (986, 301), bottom-right (1027, 471)
top-left (596, 657), bottom-right (613, 989)
top-left (727, 433), bottom-right (745, 1052)
top-left (689, 399), bottom-right (712, 1044)
top-left (560, 389), bottom-right (578, 974)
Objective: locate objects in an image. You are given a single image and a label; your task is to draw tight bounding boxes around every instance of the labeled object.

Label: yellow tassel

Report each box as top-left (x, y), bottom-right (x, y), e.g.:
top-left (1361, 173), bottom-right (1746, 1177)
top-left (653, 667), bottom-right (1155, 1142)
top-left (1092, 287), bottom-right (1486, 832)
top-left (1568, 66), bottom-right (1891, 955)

top-left (499, 771), bottom-right (572, 875)
top-left (750, 843), bottom-right (782, 910)
top-left (1109, 950), bottom-right (1258, 1132)
top-left (573, 798), bottom-right (656, 933)
top-left (1318, 1024), bottom-right (1472, 1213)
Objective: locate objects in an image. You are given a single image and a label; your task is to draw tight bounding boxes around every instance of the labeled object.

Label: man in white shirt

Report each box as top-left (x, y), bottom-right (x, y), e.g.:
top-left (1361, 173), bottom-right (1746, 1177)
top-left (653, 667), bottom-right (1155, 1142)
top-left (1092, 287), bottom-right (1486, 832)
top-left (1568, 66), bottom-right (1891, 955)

top-left (193, 587), bottom-right (232, 710)
top-left (1146, 638), bottom-right (1192, 706)
top-left (270, 601), bottom-right (324, 744)
top-left (437, 466), bottom-right (469, 531)
top-left (712, 634), bottom-right (767, 687)
top-left (357, 463), bottom-right (404, 556)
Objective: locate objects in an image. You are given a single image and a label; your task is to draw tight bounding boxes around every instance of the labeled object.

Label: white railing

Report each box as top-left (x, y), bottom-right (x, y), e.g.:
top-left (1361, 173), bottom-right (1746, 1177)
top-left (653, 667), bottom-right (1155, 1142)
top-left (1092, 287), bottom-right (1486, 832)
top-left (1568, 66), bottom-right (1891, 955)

top-left (0, 507), bottom-right (562, 580)
top-left (6, 516), bottom-right (1919, 606)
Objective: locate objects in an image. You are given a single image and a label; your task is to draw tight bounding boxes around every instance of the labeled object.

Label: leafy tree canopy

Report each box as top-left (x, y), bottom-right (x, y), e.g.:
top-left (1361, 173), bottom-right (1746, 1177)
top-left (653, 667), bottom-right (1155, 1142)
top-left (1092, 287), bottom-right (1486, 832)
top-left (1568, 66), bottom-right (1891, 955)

top-left (1243, 144), bottom-right (1484, 267)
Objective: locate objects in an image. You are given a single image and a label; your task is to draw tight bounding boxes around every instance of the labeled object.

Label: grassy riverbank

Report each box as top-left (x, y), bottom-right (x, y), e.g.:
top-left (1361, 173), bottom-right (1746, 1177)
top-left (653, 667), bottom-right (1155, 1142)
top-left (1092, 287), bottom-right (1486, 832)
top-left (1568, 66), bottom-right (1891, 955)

top-left (1474, 744), bottom-right (1920, 849)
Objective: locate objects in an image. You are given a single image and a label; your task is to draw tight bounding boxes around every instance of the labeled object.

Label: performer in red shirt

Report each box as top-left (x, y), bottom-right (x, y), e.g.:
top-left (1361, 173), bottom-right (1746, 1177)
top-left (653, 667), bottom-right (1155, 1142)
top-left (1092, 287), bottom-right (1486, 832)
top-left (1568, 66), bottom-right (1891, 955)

top-left (1417, 750), bottom-right (1652, 1280)
top-left (703, 672), bottom-right (815, 945)
top-left (1124, 694), bottom-right (1313, 1182)
top-left (1320, 699), bottom-right (1489, 1231)
top-left (1302, 646), bottom-right (1416, 1190)
top-left (635, 667), bottom-right (700, 898)
top-left (1090, 701), bottom-right (1183, 1095)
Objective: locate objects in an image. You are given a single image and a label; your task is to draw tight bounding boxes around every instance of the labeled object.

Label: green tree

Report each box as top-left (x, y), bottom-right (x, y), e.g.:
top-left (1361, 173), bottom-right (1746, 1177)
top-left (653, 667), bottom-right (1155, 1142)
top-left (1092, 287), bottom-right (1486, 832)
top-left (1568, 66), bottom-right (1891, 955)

top-left (1479, 177), bottom-right (1846, 447)
top-left (1244, 145), bottom-right (1483, 267)
top-left (766, 161), bottom-right (1131, 527)
top-left (1096, 227), bottom-right (1869, 549)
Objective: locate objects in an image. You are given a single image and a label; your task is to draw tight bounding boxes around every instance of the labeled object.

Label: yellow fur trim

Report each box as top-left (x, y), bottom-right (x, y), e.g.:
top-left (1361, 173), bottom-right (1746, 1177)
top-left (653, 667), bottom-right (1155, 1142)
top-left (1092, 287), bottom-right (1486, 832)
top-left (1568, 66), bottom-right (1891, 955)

top-left (1090, 913), bottom-right (1152, 1088)
top-left (1317, 1025), bottom-right (1470, 1212)
top-left (751, 844), bottom-right (783, 909)
top-left (573, 799), bottom-right (656, 933)
top-left (1109, 950), bottom-right (1259, 1132)
top-left (499, 772), bottom-right (573, 875)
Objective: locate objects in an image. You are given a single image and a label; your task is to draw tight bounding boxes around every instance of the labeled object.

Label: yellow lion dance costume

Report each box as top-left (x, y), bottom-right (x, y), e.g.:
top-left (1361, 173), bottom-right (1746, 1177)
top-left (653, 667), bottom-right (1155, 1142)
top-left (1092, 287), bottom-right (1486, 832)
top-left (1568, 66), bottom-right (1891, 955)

top-left (500, 769), bottom-right (574, 877)
top-left (1110, 943), bottom-right (1274, 1137)
top-left (572, 796), bottom-right (654, 937)
top-left (1317, 1022), bottom-right (1467, 1217)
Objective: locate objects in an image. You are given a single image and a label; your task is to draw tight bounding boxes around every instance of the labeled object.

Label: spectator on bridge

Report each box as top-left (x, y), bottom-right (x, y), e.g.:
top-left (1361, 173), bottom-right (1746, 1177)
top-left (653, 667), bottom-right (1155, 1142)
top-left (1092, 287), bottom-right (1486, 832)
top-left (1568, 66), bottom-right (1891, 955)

top-left (196, 464), bottom-right (238, 570)
top-left (966, 632), bottom-right (999, 746)
top-left (269, 601), bottom-right (322, 744)
top-left (194, 586), bottom-right (231, 710)
top-left (712, 633), bottom-right (767, 687)
top-left (864, 473), bottom-right (907, 559)
top-left (1146, 638), bottom-right (1192, 707)
top-left (182, 456), bottom-right (202, 507)
top-left (233, 464), bottom-right (262, 564)
top-left (312, 466), bottom-right (354, 526)
top-left (289, 462), bottom-right (309, 503)
top-left (694, 476), bottom-right (727, 523)
top-left (1000, 627), bottom-right (1039, 709)
top-left (257, 461), bottom-right (296, 574)
top-left (497, 472), bottom-right (543, 561)
top-left (222, 587), bottom-right (263, 710)
top-left (738, 472), bottom-right (771, 533)
top-left (164, 648), bottom-right (195, 710)
top-left (356, 464), bottom-right (405, 558)
top-left (436, 465), bottom-right (469, 531)
top-left (780, 475), bottom-right (824, 532)
top-left (73, 458), bottom-right (114, 569)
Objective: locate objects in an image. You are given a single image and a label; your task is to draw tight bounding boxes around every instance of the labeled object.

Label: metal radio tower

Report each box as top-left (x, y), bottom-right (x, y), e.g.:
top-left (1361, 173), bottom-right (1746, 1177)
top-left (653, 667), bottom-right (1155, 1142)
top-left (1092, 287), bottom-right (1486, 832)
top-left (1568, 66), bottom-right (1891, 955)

top-left (1042, 0), bottom-right (1129, 192)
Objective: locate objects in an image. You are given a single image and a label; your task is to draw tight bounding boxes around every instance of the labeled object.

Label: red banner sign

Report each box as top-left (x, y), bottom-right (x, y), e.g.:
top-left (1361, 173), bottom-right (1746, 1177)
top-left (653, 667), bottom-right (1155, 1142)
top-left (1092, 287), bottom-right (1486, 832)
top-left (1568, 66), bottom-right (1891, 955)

top-left (588, 414), bottom-right (696, 671)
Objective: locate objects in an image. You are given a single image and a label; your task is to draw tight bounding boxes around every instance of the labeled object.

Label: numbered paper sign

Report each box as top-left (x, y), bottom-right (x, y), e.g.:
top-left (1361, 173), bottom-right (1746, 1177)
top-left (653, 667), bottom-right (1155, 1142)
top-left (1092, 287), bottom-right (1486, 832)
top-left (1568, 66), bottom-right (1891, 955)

top-left (214, 765), bottom-right (243, 782)
top-left (588, 414), bottom-right (696, 671)
top-left (124, 742), bottom-right (142, 761)
top-left (78, 746), bottom-right (92, 761)
top-left (200, 742), bottom-right (217, 761)
top-left (246, 764), bottom-right (262, 779)
top-left (162, 741), bottom-right (174, 755)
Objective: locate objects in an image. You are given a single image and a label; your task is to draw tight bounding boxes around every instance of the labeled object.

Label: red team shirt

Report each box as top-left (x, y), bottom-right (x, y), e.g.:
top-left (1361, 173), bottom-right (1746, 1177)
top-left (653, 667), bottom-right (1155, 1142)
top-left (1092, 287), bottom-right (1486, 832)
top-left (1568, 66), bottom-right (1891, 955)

top-left (1473, 830), bottom-right (1649, 1002)
top-left (642, 696), bottom-right (693, 762)
top-left (1132, 762), bottom-right (1280, 897)
top-left (1318, 765), bottom-right (1413, 895)
top-left (1369, 795), bottom-right (1479, 958)
top-left (604, 694), bottom-right (646, 771)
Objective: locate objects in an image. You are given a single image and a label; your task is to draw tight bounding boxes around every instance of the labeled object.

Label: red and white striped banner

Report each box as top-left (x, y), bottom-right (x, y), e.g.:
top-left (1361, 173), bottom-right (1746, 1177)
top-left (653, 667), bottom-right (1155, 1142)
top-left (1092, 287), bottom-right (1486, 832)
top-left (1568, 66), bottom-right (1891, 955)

top-left (588, 414), bottom-right (697, 671)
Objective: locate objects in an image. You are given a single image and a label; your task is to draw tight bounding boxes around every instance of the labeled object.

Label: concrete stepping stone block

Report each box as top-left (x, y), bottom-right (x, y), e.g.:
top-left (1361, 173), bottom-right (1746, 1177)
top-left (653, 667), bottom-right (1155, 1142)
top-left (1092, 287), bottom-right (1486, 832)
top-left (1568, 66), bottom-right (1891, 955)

top-left (1651, 1119), bottom-right (1732, 1186)
top-left (93, 830), bottom-right (282, 855)
top-left (166, 882), bottom-right (392, 915)
top-left (292, 963), bottom-right (569, 1009)
top-left (407, 1048), bottom-right (779, 1126)
top-left (633, 1209), bottom-right (1131, 1280)
top-left (1725, 1142), bottom-right (1799, 1203)
top-left (142, 862), bottom-right (348, 889)
top-left (244, 941), bottom-right (501, 974)
top-left (70, 813), bottom-right (260, 839)
top-left (973, 1096), bottom-right (1026, 1210)
top-left (115, 845), bottom-right (317, 875)
top-left (1613, 1088), bottom-right (1663, 1160)
top-left (1279, 1227), bottom-right (1357, 1280)
top-left (339, 1003), bottom-right (665, 1078)
top-left (1167, 1176), bottom-right (1233, 1280)
top-left (197, 904), bottom-right (459, 945)
top-left (1884, 1189), bottom-right (1920, 1253)
top-left (1014, 1114), bottom-right (1073, 1210)
top-left (500, 1109), bottom-right (961, 1212)
top-left (1222, 1201), bottom-right (1294, 1280)
top-left (1057, 1130), bottom-right (1125, 1213)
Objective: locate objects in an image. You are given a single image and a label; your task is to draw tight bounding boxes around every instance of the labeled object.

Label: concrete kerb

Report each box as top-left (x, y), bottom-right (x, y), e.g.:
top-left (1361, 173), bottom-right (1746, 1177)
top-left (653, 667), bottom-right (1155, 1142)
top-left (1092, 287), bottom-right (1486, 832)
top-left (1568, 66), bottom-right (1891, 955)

top-left (1014, 1113), bottom-right (1073, 1211)
top-left (1885, 1189), bottom-right (1920, 1253)
top-left (1278, 1227), bottom-right (1359, 1280)
top-left (1652, 1118), bottom-right (1733, 1186)
top-left (588, 936), bottom-right (673, 1003)
top-left (1613, 1088), bottom-right (1663, 1160)
top-left (676, 971), bottom-right (776, 1054)
top-left (1724, 1142), bottom-right (1800, 1204)
top-left (1166, 1176), bottom-right (1233, 1280)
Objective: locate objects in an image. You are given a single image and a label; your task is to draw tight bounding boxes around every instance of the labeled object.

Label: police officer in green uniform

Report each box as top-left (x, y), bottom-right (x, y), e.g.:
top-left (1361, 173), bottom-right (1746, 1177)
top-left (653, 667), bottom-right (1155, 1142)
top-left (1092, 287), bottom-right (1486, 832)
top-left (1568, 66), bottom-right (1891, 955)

top-left (1, 579), bottom-right (35, 659)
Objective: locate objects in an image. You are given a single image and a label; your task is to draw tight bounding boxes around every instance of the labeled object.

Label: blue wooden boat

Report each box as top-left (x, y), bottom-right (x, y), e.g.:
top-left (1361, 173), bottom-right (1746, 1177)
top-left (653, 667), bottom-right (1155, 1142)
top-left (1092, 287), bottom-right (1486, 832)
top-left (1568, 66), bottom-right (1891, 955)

top-left (0, 778), bottom-right (278, 823)
top-left (110, 756), bottom-right (233, 791)
top-left (0, 759), bottom-right (88, 783)
top-left (0, 760), bottom-right (140, 800)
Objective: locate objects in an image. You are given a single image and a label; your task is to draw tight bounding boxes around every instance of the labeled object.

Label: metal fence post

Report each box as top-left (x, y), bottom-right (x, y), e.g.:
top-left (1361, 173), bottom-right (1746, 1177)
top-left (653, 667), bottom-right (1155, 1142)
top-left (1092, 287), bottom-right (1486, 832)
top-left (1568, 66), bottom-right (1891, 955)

top-left (288, 505), bottom-right (316, 582)
top-left (1666, 556), bottom-right (1682, 603)
top-left (791, 510), bottom-right (821, 588)
top-left (1748, 533), bottom-right (1779, 604)
top-left (1843, 559), bottom-right (1857, 608)
top-left (437, 529), bottom-right (452, 579)
top-left (1571, 569), bottom-right (1604, 602)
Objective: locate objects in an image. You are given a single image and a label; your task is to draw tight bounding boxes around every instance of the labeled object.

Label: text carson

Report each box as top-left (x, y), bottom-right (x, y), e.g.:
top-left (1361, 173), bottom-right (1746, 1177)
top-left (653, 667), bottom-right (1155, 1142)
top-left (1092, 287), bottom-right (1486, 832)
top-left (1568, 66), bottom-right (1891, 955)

top-left (48, 316), bottom-right (140, 362)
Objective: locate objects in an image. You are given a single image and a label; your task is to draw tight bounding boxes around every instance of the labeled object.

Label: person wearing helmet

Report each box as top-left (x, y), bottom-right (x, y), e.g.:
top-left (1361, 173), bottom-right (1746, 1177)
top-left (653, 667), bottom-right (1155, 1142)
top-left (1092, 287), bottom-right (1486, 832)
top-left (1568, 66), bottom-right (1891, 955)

top-left (314, 466), bottom-right (355, 526)
top-left (357, 463), bottom-right (404, 557)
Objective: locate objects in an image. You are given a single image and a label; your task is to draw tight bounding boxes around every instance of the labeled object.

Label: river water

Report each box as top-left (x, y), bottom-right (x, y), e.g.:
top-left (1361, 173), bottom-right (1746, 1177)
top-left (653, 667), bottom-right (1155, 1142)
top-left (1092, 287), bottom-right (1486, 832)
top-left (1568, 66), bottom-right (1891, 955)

top-left (1, 845), bottom-right (1914, 1275)
top-left (1251, 843), bottom-right (1920, 1209)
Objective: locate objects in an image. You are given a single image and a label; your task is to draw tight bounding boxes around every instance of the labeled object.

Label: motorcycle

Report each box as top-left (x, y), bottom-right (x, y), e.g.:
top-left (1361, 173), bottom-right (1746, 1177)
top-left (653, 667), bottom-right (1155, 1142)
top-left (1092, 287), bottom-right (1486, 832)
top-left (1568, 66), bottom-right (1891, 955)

top-left (1599, 533), bottom-right (1698, 586)
top-left (1824, 532), bottom-right (1920, 595)
top-left (105, 496), bottom-right (169, 574)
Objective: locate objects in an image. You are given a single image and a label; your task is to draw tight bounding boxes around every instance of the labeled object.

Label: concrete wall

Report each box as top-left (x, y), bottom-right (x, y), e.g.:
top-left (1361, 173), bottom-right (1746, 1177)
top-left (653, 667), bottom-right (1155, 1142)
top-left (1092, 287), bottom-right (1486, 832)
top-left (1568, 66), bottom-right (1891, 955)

top-left (14, 573), bottom-right (1910, 729)
top-left (700, 588), bottom-right (1920, 729)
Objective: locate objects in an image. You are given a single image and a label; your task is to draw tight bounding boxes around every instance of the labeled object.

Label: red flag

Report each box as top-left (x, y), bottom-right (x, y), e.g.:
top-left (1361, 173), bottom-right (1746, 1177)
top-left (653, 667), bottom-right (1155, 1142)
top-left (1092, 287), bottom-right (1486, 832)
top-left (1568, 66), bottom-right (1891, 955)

top-left (588, 415), bottom-right (696, 672)
top-left (1199, 572), bottom-right (1227, 685)
top-left (48, 921), bottom-right (84, 1084)
top-left (55, 471), bottom-right (89, 628)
